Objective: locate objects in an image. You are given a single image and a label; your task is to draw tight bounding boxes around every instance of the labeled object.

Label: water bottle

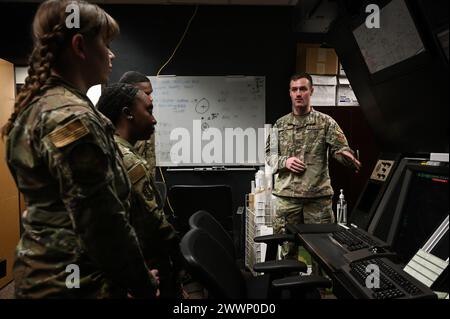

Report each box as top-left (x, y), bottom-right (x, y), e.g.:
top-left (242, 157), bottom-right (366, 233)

top-left (337, 189), bottom-right (347, 225)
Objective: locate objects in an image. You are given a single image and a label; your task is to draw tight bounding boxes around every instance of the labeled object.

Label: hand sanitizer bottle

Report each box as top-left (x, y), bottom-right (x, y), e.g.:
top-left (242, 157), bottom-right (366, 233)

top-left (337, 189), bottom-right (347, 225)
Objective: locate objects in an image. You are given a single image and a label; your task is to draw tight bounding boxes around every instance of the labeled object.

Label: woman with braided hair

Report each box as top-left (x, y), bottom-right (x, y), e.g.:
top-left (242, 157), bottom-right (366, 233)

top-left (2, 0), bottom-right (159, 298)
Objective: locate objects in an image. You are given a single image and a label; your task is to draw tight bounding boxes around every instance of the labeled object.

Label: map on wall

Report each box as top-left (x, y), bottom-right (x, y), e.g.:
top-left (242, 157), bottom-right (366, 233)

top-left (353, 0), bottom-right (425, 74)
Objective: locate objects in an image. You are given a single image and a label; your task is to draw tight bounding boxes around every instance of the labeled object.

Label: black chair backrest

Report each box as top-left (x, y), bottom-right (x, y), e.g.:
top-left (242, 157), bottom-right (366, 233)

top-left (169, 185), bottom-right (233, 235)
top-left (189, 210), bottom-right (235, 260)
top-left (180, 228), bottom-right (246, 299)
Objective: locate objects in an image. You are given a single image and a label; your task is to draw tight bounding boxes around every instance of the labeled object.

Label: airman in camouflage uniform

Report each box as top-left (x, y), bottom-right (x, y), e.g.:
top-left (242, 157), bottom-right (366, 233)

top-left (97, 83), bottom-right (182, 298)
top-left (266, 73), bottom-right (361, 258)
top-left (135, 136), bottom-right (156, 178)
top-left (115, 136), bottom-right (180, 297)
top-left (6, 77), bottom-right (158, 298)
top-left (119, 71), bottom-right (157, 178)
top-left (2, 1), bottom-right (160, 298)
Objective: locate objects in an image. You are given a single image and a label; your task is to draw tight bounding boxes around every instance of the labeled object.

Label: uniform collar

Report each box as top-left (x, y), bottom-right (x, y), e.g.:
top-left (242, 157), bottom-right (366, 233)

top-left (288, 108), bottom-right (317, 126)
top-left (26, 76), bottom-right (93, 111)
top-left (114, 134), bottom-right (135, 151)
top-left (46, 76), bottom-right (91, 104)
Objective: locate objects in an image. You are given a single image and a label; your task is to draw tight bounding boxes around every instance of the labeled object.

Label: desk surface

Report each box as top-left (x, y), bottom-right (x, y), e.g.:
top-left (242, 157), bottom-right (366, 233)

top-left (287, 224), bottom-right (377, 299)
top-left (286, 223), bottom-right (348, 271)
top-left (300, 233), bottom-right (348, 271)
top-left (297, 233), bottom-right (365, 298)
top-left (288, 224), bottom-right (435, 299)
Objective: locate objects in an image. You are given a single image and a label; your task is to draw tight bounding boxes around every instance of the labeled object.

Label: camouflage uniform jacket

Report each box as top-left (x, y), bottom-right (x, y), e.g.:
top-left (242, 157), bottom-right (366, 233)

top-left (6, 77), bottom-right (157, 298)
top-left (266, 109), bottom-right (353, 198)
top-left (135, 134), bottom-right (156, 178)
top-left (114, 136), bottom-right (177, 263)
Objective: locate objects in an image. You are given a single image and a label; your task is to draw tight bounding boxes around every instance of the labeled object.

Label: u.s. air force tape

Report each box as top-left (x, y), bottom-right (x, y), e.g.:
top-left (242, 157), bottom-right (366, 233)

top-left (48, 118), bottom-right (89, 148)
top-left (128, 163), bottom-right (146, 184)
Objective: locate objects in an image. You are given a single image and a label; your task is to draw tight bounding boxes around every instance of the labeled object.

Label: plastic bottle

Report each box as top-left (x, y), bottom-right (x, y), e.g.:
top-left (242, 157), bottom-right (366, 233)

top-left (255, 170), bottom-right (265, 193)
top-left (337, 189), bottom-right (347, 225)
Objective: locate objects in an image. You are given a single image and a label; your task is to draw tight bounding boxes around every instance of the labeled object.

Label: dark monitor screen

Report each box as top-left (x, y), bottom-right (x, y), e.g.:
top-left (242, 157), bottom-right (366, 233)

top-left (356, 182), bottom-right (382, 214)
top-left (369, 158), bottom-right (427, 242)
top-left (390, 165), bottom-right (449, 263)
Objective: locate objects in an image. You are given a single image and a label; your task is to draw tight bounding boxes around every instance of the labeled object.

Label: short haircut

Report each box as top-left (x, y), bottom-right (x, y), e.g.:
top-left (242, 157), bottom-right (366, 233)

top-left (96, 83), bottom-right (139, 125)
top-left (118, 71), bottom-right (150, 85)
top-left (290, 73), bottom-right (314, 88)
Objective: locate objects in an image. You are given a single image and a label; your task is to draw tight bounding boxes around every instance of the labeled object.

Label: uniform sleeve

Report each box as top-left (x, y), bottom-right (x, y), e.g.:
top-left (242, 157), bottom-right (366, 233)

top-left (135, 136), bottom-right (156, 178)
top-left (265, 122), bottom-right (288, 174)
top-left (325, 119), bottom-right (354, 167)
top-left (40, 114), bottom-right (158, 298)
top-left (148, 135), bottom-right (156, 178)
top-left (128, 164), bottom-right (178, 260)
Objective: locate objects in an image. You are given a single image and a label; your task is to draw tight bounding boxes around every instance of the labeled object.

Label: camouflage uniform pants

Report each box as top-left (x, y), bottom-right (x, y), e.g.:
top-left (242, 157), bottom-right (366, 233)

top-left (273, 195), bottom-right (335, 259)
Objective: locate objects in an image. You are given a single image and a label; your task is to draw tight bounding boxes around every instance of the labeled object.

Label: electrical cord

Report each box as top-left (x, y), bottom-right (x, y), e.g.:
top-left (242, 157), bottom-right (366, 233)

top-left (157, 5), bottom-right (199, 76)
top-left (157, 5), bottom-right (199, 215)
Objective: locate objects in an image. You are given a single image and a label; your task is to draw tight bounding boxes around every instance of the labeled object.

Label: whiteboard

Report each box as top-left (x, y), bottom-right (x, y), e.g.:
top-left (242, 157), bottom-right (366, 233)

top-left (149, 76), bottom-right (266, 166)
top-left (353, 0), bottom-right (425, 74)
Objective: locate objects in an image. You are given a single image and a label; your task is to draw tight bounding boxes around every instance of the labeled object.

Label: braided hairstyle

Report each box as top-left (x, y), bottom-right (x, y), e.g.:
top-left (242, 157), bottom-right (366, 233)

top-left (1, 0), bottom-right (119, 138)
top-left (96, 83), bottom-right (140, 126)
top-left (119, 71), bottom-right (150, 85)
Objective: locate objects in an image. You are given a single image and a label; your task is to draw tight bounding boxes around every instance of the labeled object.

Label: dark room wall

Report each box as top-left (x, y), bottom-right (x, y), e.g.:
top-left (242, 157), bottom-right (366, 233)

top-left (0, 2), bottom-right (382, 215)
top-left (0, 3), bottom-right (297, 123)
top-left (105, 4), bottom-right (296, 124)
top-left (104, 4), bottom-right (297, 212)
top-left (0, 3), bottom-right (298, 212)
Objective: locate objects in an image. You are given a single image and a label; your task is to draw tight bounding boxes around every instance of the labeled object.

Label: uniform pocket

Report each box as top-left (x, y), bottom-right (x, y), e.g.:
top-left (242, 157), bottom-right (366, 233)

top-left (278, 127), bottom-right (294, 155)
top-left (305, 125), bottom-right (326, 156)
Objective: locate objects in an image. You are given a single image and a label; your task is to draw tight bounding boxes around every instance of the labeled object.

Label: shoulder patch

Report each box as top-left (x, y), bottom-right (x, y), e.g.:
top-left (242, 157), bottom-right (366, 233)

top-left (48, 118), bottom-right (89, 148)
top-left (128, 163), bottom-right (146, 184)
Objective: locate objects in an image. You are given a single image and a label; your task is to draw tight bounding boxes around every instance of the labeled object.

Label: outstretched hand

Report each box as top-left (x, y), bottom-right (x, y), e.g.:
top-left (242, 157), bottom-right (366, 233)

top-left (337, 150), bottom-right (362, 173)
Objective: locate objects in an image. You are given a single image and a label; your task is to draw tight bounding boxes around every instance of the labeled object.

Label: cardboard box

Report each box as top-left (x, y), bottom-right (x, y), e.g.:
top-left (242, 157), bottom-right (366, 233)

top-left (311, 75), bottom-right (337, 106)
top-left (296, 43), bottom-right (320, 59)
top-left (338, 76), bottom-right (350, 85)
top-left (313, 75), bottom-right (337, 86)
top-left (312, 85), bottom-right (336, 106)
top-left (296, 44), bottom-right (338, 75)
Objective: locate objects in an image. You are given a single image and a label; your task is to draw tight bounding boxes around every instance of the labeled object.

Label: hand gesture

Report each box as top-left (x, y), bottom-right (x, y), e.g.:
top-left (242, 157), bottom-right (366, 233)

top-left (337, 150), bottom-right (362, 173)
top-left (286, 157), bottom-right (306, 174)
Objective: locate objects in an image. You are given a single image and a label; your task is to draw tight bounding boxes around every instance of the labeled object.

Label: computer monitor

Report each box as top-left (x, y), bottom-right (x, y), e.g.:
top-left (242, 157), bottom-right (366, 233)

top-left (349, 153), bottom-right (401, 230)
top-left (369, 157), bottom-right (428, 241)
top-left (387, 162), bottom-right (449, 263)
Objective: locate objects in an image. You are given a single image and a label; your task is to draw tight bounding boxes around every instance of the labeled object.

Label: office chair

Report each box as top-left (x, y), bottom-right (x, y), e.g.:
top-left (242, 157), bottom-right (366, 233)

top-left (189, 210), bottom-right (297, 263)
top-left (168, 185), bottom-right (233, 235)
top-left (180, 228), bottom-right (332, 299)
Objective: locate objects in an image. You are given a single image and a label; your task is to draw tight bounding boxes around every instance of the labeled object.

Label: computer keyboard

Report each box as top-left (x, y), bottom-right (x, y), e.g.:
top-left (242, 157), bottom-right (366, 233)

top-left (341, 258), bottom-right (437, 299)
top-left (330, 227), bottom-right (384, 251)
